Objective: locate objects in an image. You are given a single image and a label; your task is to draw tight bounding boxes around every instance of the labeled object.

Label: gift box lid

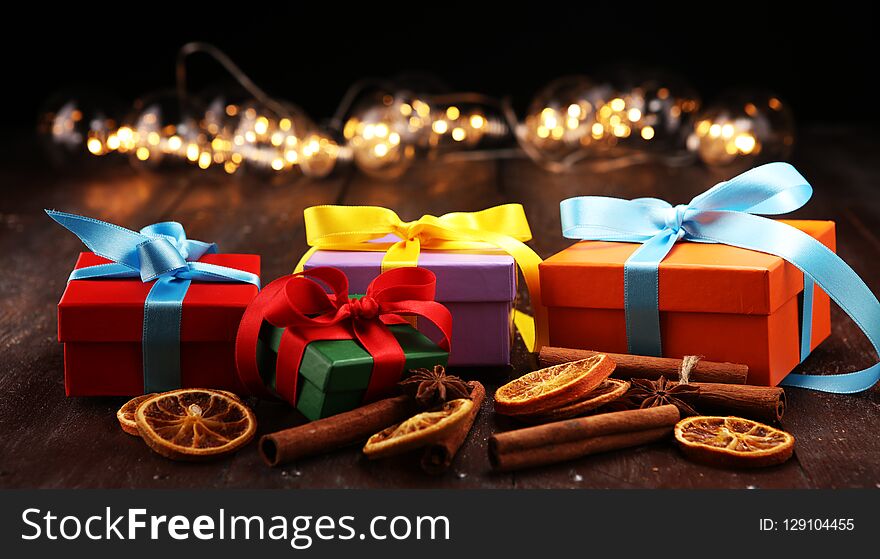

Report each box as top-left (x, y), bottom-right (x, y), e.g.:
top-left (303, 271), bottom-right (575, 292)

top-left (540, 220), bottom-right (835, 315)
top-left (305, 245), bottom-right (516, 303)
top-left (58, 252), bottom-right (260, 342)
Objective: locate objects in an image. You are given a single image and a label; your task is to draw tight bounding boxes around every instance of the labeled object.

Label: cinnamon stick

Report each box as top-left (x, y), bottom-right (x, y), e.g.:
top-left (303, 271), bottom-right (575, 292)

top-left (539, 347), bottom-right (748, 385)
top-left (420, 382), bottom-right (485, 475)
top-left (489, 405), bottom-right (680, 471)
top-left (259, 395), bottom-right (413, 466)
top-left (690, 382), bottom-right (785, 423)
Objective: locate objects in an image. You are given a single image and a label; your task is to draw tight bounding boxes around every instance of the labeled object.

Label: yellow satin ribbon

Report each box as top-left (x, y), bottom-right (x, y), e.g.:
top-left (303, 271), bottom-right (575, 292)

top-left (294, 204), bottom-right (547, 352)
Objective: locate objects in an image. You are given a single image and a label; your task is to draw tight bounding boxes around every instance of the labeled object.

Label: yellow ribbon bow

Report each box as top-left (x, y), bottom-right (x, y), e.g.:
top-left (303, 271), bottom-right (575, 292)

top-left (294, 204), bottom-right (547, 352)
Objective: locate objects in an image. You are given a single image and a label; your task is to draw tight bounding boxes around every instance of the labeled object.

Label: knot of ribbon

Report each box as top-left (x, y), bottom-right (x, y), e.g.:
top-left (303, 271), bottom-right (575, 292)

top-left (47, 210), bottom-right (261, 392)
top-left (559, 162), bottom-right (880, 393)
top-left (295, 203), bottom-right (548, 352)
top-left (348, 296), bottom-right (380, 320)
top-left (235, 266), bottom-right (453, 404)
top-left (664, 204), bottom-right (689, 236)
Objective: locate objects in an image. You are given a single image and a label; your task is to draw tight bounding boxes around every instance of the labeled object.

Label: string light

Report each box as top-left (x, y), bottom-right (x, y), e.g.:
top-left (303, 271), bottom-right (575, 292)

top-left (344, 96), bottom-right (421, 178)
top-left (44, 43), bottom-right (792, 178)
top-left (688, 91), bottom-right (793, 166)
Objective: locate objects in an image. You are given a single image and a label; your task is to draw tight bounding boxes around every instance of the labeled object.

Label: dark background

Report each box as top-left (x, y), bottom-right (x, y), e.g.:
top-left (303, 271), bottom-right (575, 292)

top-left (4, 5), bottom-right (875, 130)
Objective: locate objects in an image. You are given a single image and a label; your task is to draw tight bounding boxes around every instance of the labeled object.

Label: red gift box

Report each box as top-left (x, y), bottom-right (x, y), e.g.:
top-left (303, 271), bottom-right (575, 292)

top-left (58, 252), bottom-right (260, 396)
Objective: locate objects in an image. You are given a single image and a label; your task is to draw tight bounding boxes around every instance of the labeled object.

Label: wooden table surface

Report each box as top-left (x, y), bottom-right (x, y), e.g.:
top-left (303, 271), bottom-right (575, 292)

top-left (1, 127), bottom-right (878, 489)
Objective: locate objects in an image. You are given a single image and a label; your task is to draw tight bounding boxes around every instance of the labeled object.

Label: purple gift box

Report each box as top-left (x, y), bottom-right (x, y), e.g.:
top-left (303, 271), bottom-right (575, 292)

top-left (304, 248), bottom-right (516, 366)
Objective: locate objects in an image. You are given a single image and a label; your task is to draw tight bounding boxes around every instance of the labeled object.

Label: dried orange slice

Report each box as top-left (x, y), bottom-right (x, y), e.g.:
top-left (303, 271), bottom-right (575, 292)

top-left (494, 355), bottom-right (616, 416)
top-left (135, 389), bottom-right (256, 461)
top-left (675, 416), bottom-right (794, 468)
top-left (117, 394), bottom-right (155, 436)
top-left (519, 378), bottom-right (630, 423)
top-left (364, 399), bottom-right (473, 459)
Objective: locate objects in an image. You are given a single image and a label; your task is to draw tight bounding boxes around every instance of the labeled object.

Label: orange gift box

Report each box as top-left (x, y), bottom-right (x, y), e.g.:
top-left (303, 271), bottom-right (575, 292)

top-left (539, 220), bottom-right (836, 386)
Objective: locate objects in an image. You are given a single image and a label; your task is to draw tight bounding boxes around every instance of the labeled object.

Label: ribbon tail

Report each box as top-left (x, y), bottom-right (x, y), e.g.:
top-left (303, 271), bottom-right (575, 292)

top-left (234, 278), bottom-right (288, 400)
top-left (47, 210), bottom-right (147, 269)
top-left (294, 246), bottom-right (319, 274)
top-left (381, 239), bottom-right (421, 273)
top-left (142, 276), bottom-right (191, 392)
top-left (513, 310), bottom-right (535, 353)
top-left (800, 275), bottom-right (815, 362)
top-left (466, 230), bottom-right (547, 352)
top-left (68, 263), bottom-right (140, 281)
top-left (692, 212), bottom-right (880, 393)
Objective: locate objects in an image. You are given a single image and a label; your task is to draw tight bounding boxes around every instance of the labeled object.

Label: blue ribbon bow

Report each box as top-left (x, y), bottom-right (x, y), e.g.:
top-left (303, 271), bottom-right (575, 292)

top-left (559, 162), bottom-right (880, 393)
top-left (48, 210), bottom-right (261, 392)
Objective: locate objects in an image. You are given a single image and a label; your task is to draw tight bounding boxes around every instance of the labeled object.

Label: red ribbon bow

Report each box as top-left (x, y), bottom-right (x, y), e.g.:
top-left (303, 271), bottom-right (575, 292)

top-left (235, 266), bottom-right (452, 404)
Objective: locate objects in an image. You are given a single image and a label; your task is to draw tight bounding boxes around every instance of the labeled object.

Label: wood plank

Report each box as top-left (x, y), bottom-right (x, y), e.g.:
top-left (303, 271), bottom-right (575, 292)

top-left (2, 129), bottom-right (879, 488)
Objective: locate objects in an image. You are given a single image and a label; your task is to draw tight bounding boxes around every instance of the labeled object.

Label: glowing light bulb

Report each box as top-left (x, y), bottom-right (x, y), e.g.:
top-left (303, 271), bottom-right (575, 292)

top-left (413, 100), bottom-right (430, 118)
top-left (734, 133), bottom-right (756, 154)
top-left (640, 126), bottom-right (655, 140)
top-left (299, 132), bottom-right (338, 178)
top-left (696, 120), bottom-right (711, 136)
top-left (446, 106), bottom-right (460, 120)
top-left (117, 126), bottom-right (133, 142)
top-left (451, 127), bottom-right (466, 141)
top-left (254, 116), bottom-right (269, 135)
top-left (690, 91), bottom-right (791, 166)
top-left (86, 138), bottom-right (103, 155)
top-left (470, 114), bottom-right (485, 129)
top-left (432, 120), bottom-right (448, 134)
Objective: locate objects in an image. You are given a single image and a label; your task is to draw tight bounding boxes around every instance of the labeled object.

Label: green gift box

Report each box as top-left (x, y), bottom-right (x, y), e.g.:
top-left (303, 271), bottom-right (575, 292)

top-left (256, 320), bottom-right (448, 420)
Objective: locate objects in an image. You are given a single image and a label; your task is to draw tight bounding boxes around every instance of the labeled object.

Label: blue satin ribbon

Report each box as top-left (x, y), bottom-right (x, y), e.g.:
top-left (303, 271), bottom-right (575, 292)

top-left (48, 210), bottom-right (261, 392)
top-left (559, 162), bottom-right (880, 394)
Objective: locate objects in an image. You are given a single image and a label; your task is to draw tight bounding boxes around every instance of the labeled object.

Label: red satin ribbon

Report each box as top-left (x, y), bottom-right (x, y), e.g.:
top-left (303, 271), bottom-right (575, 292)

top-left (235, 266), bottom-right (452, 404)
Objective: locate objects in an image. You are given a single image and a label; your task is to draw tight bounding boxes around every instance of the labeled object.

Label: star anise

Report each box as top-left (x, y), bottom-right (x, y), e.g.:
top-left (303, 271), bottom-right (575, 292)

top-left (623, 376), bottom-right (701, 416)
top-left (399, 365), bottom-right (472, 409)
